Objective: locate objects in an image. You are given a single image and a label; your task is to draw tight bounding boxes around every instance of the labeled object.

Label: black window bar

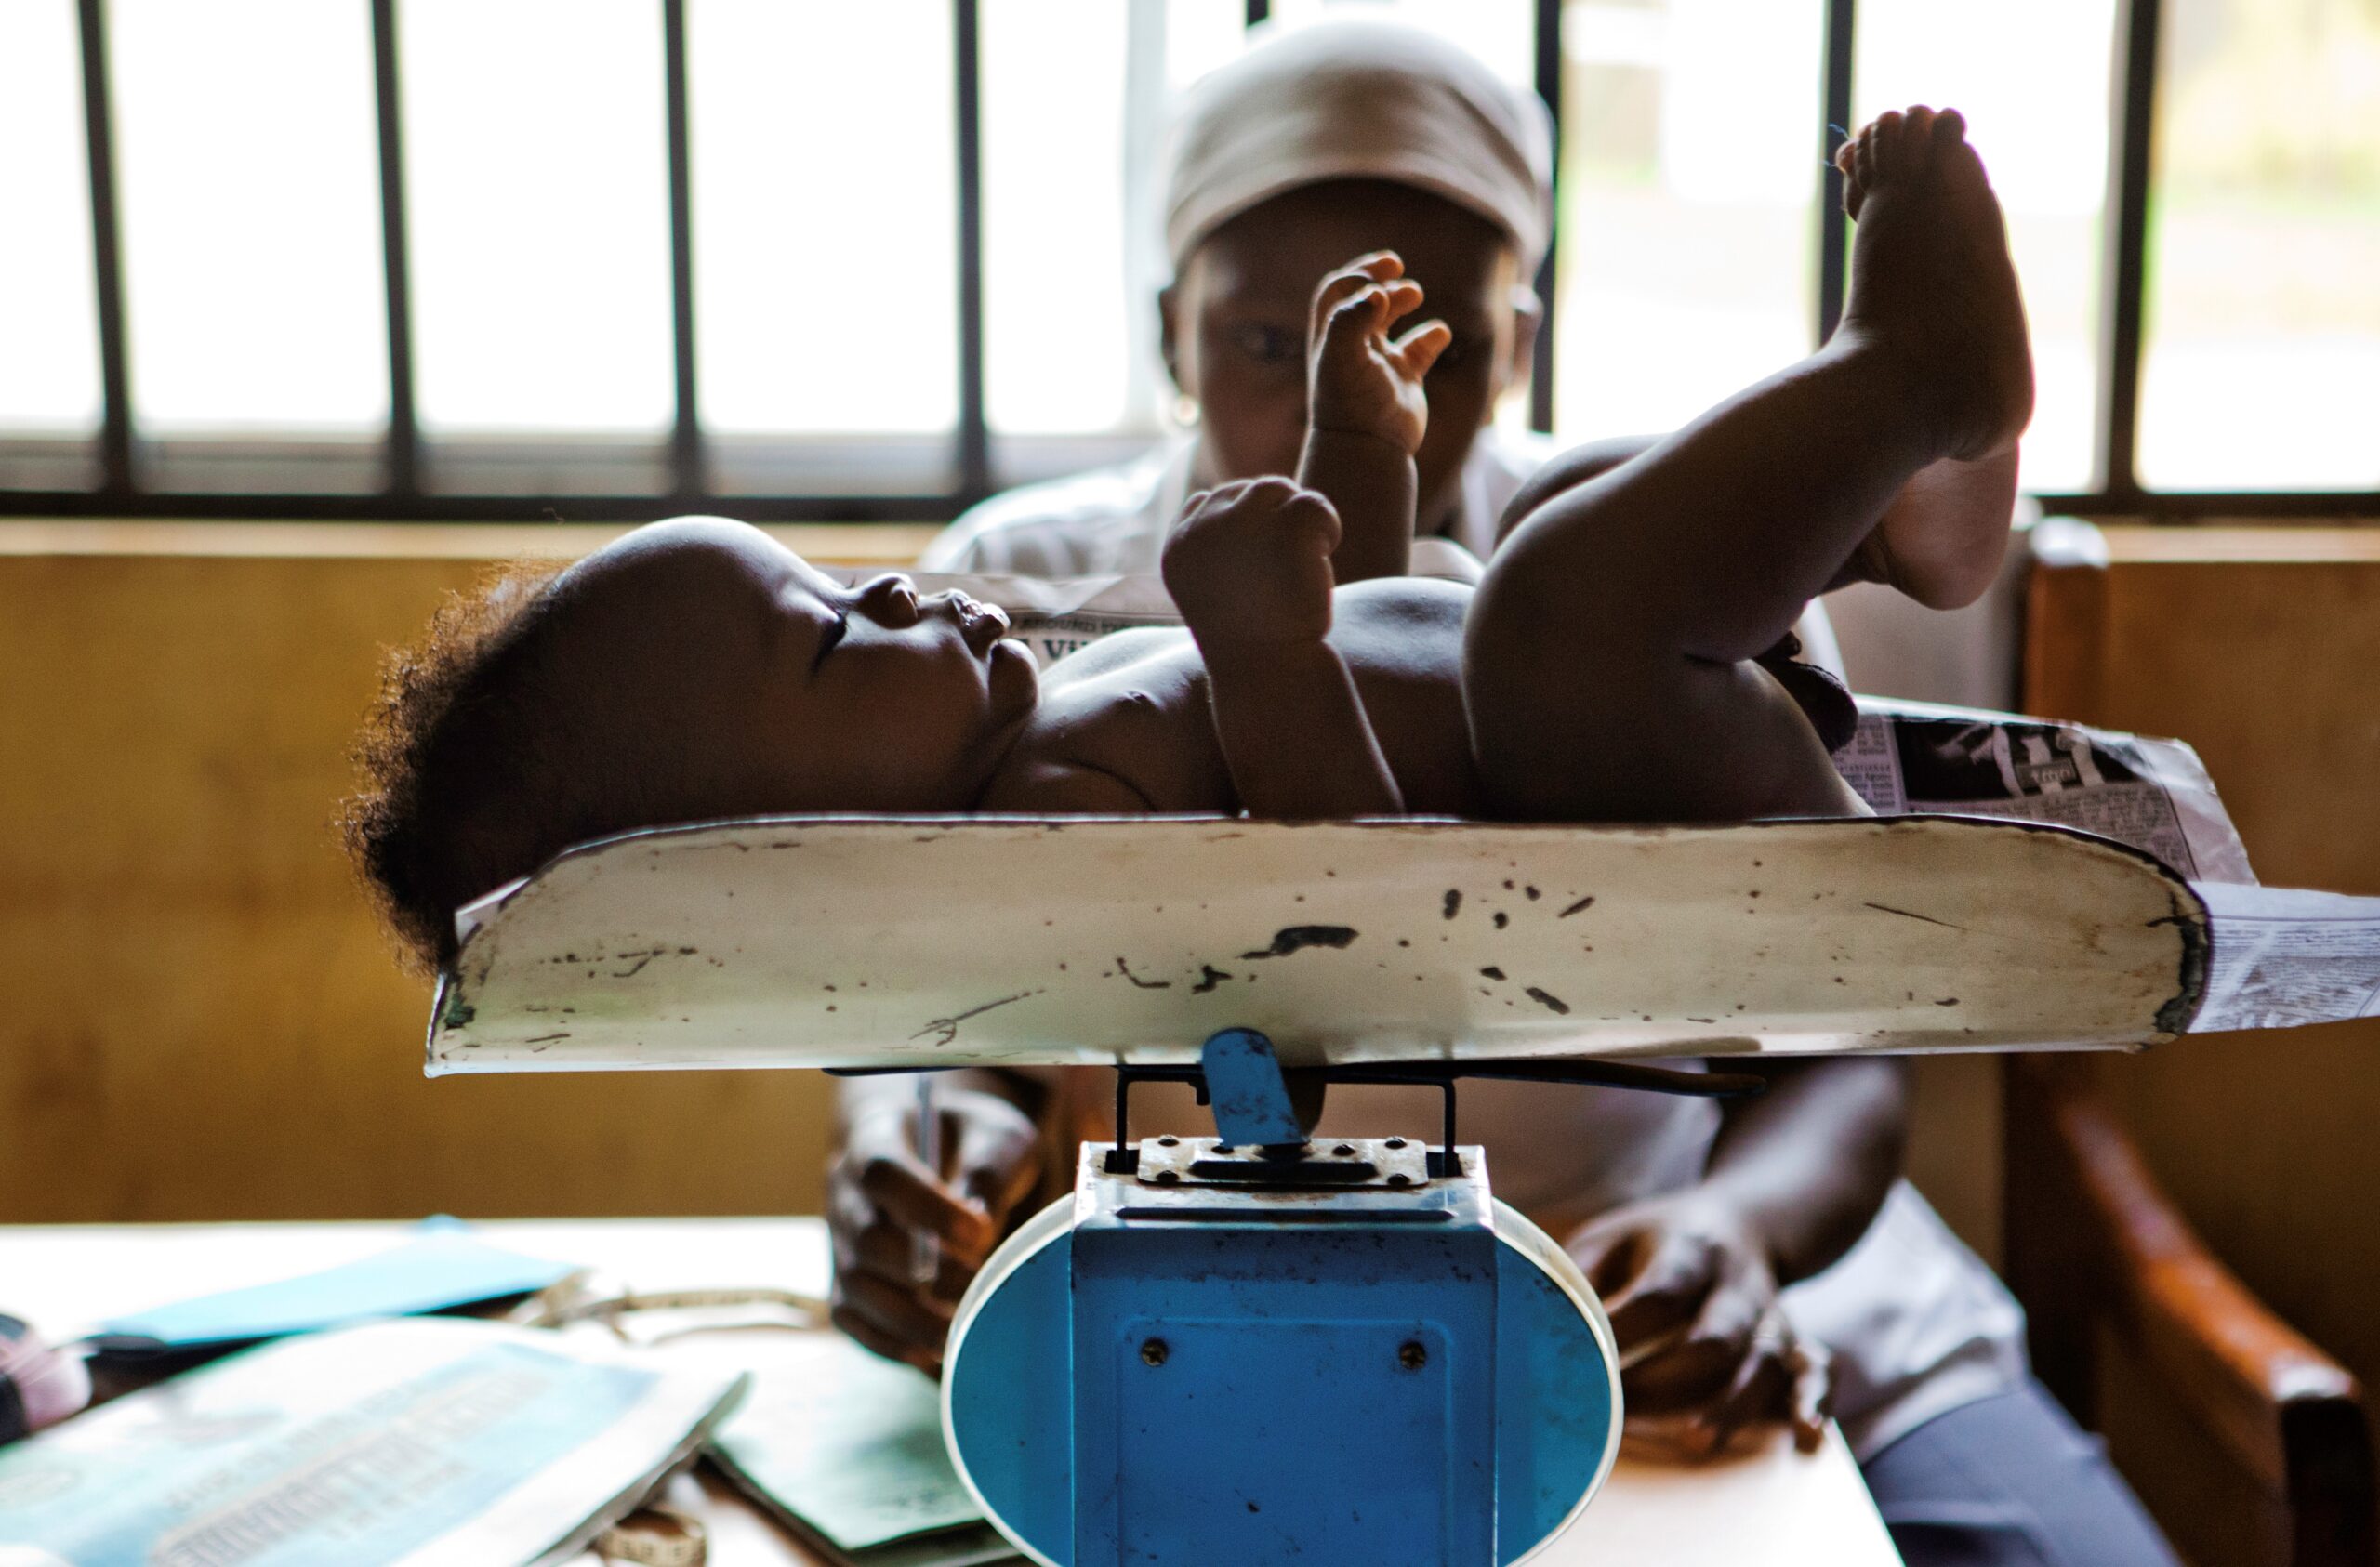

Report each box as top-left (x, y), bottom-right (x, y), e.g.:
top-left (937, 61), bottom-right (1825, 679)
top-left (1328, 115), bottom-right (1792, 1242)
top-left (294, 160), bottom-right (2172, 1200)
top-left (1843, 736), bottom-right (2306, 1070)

top-left (74, 0), bottom-right (133, 507)
top-left (370, 0), bottom-right (417, 501)
top-left (1816, 0), bottom-right (1855, 347)
top-left (12, 0), bottom-right (2376, 523)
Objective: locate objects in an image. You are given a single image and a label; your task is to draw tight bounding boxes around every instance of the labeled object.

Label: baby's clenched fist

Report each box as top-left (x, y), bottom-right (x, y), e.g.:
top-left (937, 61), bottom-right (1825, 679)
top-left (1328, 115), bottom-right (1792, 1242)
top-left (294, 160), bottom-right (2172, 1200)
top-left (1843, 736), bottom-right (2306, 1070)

top-left (1162, 478), bottom-right (1342, 648)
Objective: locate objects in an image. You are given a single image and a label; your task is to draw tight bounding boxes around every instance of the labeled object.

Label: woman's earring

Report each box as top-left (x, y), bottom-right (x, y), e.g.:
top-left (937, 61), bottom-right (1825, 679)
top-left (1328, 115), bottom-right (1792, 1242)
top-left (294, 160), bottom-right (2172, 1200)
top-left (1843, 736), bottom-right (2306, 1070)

top-left (1172, 392), bottom-right (1200, 428)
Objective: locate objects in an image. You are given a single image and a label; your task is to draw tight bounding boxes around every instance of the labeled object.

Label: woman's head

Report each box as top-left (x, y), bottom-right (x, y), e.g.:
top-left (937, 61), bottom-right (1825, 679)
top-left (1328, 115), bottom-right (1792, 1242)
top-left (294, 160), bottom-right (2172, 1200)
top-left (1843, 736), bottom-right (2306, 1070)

top-left (1158, 19), bottom-right (1554, 518)
top-left (1165, 179), bottom-right (1528, 517)
top-left (344, 519), bottom-right (1038, 970)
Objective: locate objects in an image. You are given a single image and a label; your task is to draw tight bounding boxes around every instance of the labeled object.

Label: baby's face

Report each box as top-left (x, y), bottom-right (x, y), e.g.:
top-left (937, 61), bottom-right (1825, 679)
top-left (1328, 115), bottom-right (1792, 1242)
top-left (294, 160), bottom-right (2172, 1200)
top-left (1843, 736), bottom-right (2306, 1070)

top-left (549, 519), bottom-right (1039, 817)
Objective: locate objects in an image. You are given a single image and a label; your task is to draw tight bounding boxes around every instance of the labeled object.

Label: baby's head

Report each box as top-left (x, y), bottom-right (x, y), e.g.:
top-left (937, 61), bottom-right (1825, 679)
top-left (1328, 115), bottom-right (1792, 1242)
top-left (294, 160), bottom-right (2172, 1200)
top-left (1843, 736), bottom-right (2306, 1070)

top-left (343, 518), bottom-right (1038, 972)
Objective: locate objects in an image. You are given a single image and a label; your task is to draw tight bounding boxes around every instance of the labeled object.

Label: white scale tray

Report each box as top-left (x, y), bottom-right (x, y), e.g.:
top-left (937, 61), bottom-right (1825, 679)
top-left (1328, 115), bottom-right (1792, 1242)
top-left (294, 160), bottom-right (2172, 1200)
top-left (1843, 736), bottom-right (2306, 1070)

top-left (430, 814), bottom-right (2204, 1074)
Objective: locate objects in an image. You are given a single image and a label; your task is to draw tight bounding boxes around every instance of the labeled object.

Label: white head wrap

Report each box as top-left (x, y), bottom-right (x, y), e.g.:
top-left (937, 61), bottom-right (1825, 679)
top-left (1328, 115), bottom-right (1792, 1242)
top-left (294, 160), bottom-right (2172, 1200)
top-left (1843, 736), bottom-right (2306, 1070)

top-left (1162, 19), bottom-right (1555, 277)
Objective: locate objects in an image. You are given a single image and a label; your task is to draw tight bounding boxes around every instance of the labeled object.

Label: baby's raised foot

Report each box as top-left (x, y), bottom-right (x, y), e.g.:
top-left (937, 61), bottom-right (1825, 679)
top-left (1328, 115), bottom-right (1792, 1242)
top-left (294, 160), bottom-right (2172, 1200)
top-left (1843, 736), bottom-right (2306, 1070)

top-left (1835, 107), bottom-right (2033, 463)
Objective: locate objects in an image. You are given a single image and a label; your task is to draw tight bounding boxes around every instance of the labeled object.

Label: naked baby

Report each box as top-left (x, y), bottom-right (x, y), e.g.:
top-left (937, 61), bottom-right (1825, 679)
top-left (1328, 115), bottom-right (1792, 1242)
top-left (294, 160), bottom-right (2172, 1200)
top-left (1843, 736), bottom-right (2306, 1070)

top-left (348, 107), bottom-right (2053, 1478)
top-left (350, 109), bottom-right (2030, 983)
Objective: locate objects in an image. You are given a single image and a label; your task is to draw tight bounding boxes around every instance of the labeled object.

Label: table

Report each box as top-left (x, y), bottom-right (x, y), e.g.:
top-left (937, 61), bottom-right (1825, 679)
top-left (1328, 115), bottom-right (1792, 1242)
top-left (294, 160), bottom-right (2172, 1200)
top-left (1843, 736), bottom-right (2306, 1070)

top-left (0, 1218), bottom-right (1902, 1565)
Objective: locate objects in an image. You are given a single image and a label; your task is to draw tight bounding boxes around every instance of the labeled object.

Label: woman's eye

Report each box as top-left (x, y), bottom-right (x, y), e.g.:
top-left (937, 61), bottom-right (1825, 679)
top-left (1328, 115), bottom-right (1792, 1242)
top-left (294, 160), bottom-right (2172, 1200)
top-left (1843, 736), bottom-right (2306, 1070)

top-left (1229, 324), bottom-right (1300, 365)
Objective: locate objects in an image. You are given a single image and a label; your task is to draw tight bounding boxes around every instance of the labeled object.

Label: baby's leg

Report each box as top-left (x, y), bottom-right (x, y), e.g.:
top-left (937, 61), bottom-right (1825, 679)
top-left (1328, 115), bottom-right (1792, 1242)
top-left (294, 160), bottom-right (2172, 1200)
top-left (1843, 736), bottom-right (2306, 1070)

top-left (1466, 107), bottom-right (2031, 823)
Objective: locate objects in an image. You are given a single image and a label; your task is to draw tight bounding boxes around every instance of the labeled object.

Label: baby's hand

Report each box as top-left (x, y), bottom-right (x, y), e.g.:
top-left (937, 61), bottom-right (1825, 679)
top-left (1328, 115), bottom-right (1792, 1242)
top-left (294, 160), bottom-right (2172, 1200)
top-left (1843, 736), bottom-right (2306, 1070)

top-left (1307, 252), bottom-right (1453, 456)
top-left (1162, 478), bottom-right (1342, 648)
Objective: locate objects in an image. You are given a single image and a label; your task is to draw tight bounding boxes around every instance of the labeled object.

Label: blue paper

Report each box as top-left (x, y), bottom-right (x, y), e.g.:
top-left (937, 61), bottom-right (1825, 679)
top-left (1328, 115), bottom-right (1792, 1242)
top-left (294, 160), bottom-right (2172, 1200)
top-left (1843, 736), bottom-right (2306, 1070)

top-left (99, 1223), bottom-right (576, 1348)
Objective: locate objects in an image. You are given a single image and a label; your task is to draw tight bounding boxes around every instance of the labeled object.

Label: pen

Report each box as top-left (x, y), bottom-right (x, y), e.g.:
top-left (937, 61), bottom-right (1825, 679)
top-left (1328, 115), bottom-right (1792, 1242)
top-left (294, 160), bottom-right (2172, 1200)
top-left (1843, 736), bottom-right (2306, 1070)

top-left (914, 1073), bottom-right (941, 1288)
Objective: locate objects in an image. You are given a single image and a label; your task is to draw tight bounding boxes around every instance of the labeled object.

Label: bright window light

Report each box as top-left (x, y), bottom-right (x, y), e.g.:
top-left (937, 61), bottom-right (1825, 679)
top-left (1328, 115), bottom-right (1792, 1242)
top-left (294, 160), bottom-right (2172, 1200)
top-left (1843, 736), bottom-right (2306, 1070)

top-left (1166, 0), bottom-right (1246, 94)
top-left (0, 0), bottom-right (104, 437)
top-left (1854, 0), bottom-right (2117, 494)
top-left (402, 0), bottom-right (674, 436)
top-left (1553, 0), bottom-right (1823, 443)
top-left (109, 0), bottom-right (388, 437)
top-left (689, 0), bottom-right (957, 438)
top-left (980, 0), bottom-right (1135, 437)
top-left (2139, 0), bottom-right (2380, 490)
top-left (1268, 0), bottom-right (1536, 90)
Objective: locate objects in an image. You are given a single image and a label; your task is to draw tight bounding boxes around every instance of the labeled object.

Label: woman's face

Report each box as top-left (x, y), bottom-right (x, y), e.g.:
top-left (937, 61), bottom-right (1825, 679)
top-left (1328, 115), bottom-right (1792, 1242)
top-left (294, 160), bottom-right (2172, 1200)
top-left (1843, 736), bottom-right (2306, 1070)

top-left (1164, 179), bottom-right (1530, 530)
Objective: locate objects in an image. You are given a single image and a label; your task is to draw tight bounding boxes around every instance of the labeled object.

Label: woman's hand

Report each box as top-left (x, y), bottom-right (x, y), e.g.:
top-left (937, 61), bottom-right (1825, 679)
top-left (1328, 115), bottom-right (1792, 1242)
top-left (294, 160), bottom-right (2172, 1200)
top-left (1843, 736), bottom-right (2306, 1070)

top-left (827, 1082), bottom-right (1043, 1376)
top-left (1566, 1188), bottom-right (1832, 1457)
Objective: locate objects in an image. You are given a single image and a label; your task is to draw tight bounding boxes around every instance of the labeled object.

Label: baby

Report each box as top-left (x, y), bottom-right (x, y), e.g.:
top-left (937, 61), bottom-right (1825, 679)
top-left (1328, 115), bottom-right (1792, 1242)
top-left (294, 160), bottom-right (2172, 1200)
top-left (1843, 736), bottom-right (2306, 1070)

top-left (350, 109), bottom-right (2035, 1463)
top-left (348, 108), bottom-right (2030, 980)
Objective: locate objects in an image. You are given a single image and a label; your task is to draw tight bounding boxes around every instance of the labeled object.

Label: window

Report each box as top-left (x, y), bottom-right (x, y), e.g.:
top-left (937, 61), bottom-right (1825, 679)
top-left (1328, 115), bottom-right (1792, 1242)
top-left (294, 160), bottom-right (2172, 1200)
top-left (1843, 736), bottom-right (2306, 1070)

top-left (3, 0), bottom-right (2371, 520)
top-left (1552, 0), bottom-right (1825, 442)
top-left (1850, 0), bottom-right (2117, 494)
top-left (0, 0), bottom-right (104, 491)
top-left (690, 0), bottom-right (959, 497)
top-left (2136, 0), bottom-right (2380, 491)
top-left (113, 0), bottom-right (389, 494)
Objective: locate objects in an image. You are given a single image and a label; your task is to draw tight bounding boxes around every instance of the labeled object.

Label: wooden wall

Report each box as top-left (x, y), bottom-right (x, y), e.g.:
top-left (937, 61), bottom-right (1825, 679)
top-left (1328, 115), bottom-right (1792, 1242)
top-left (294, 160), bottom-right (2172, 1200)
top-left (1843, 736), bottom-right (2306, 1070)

top-left (0, 522), bottom-right (932, 1223)
top-left (2027, 526), bottom-right (2380, 1406)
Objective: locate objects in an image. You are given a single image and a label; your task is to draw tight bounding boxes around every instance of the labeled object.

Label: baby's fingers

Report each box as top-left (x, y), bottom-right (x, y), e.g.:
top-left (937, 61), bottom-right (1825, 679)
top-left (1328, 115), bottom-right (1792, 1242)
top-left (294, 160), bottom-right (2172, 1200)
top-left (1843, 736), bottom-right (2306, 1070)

top-left (1310, 254), bottom-right (1406, 328)
top-left (1285, 488), bottom-right (1344, 554)
top-left (1320, 285), bottom-right (1392, 352)
top-left (1391, 319), bottom-right (1453, 380)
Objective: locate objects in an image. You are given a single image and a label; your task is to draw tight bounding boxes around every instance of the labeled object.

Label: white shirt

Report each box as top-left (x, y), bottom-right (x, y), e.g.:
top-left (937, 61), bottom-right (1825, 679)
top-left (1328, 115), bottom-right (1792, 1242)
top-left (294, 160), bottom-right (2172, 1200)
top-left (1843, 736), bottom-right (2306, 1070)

top-left (922, 429), bottom-right (1540, 586)
top-left (923, 435), bottom-right (2016, 1459)
top-left (921, 430), bottom-right (1848, 674)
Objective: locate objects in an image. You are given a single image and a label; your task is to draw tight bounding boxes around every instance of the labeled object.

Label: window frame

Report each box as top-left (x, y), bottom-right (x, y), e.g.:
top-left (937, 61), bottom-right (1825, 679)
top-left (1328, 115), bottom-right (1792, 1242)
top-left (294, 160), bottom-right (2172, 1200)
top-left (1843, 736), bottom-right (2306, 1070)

top-left (7, 0), bottom-right (2373, 523)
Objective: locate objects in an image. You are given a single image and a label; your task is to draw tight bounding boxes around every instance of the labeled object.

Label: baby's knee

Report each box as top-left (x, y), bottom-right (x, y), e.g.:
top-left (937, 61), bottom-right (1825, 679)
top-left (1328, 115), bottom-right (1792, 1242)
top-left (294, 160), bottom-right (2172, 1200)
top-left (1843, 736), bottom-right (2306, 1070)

top-left (1494, 437), bottom-right (1652, 544)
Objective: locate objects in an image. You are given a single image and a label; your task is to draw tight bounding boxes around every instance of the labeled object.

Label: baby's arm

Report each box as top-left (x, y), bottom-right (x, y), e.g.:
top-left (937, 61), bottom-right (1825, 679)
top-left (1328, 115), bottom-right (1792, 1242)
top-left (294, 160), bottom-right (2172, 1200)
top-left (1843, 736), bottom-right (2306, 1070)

top-left (1162, 479), bottom-right (1405, 818)
top-left (1299, 253), bottom-right (1451, 585)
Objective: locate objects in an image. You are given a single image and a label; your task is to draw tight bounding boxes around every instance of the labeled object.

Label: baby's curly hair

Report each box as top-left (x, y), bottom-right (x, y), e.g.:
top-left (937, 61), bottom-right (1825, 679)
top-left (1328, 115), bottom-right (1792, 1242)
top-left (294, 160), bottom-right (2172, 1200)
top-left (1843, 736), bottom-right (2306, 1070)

top-left (341, 561), bottom-right (668, 976)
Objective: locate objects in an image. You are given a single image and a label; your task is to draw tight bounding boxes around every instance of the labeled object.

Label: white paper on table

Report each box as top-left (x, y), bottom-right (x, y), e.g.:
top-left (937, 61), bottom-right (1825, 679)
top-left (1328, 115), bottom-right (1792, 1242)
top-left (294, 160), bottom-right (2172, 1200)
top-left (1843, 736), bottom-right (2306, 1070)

top-left (0, 1318), bottom-right (746, 1567)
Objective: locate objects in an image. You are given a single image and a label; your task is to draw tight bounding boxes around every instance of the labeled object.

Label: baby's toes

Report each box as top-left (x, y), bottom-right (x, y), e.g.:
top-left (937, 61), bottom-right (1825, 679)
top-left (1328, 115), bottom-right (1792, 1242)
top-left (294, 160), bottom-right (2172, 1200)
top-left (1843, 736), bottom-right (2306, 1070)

top-left (1852, 117), bottom-right (1886, 190)
top-left (1897, 105), bottom-right (1938, 164)
top-left (1863, 111), bottom-right (1903, 178)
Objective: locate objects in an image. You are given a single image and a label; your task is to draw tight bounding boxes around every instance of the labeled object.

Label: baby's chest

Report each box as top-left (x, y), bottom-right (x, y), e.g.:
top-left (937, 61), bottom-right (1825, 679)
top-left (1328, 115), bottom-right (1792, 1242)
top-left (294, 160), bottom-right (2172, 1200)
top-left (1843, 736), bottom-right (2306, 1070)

top-left (1028, 662), bottom-right (1235, 811)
